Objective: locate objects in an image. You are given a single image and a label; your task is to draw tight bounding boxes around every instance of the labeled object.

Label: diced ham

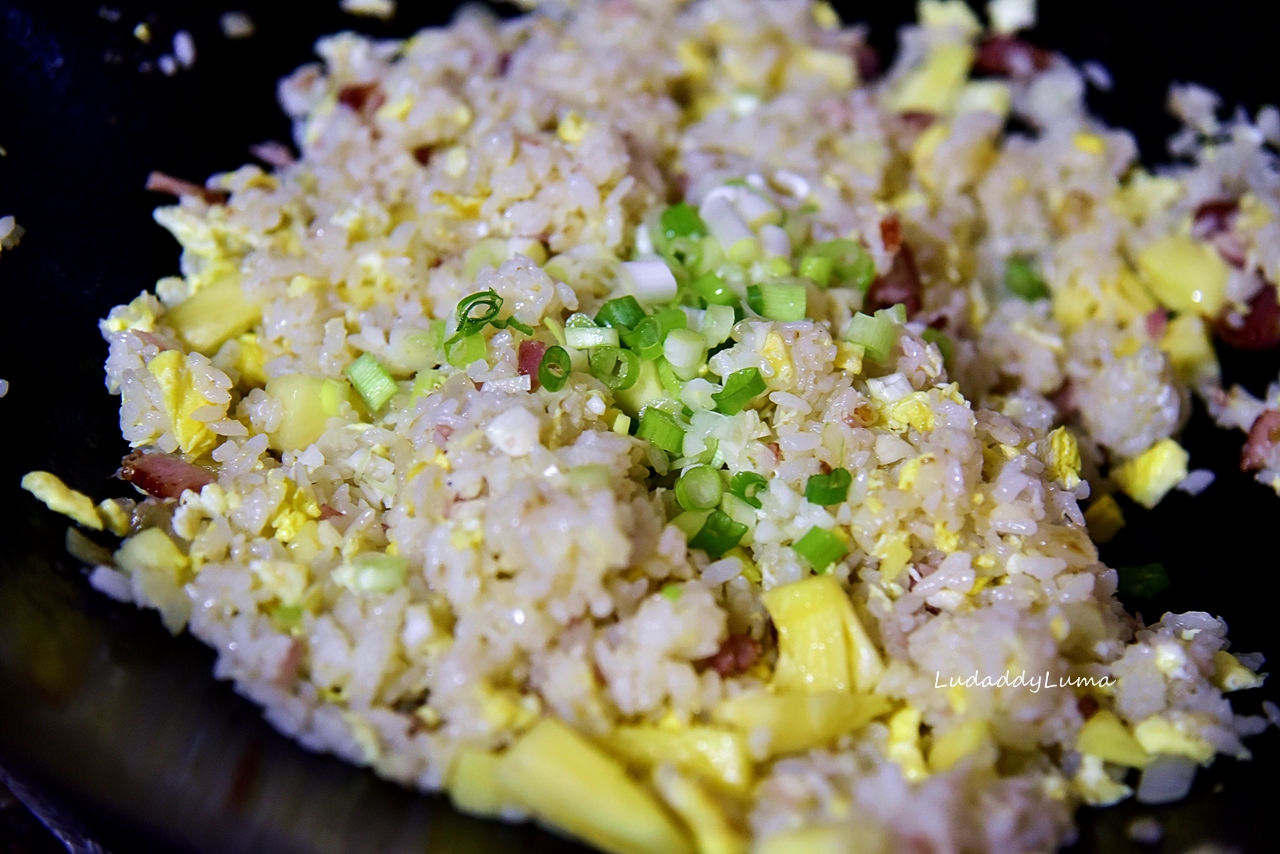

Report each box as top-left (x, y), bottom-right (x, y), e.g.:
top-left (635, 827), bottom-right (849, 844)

top-left (1215, 284), bottom-right (1280, 351)
top-left (1145, 309), bottom-right (1168, 342)
top-left (974, 35), bottom-right (1053, 78)
top-left (134, 330), bottom-right (175, 351)
top-left (319, 504), bottom-right (344, 520)
top-left (118, 450), bottom-right (215, 499)
top-left (853, 42), bottom-right (881, 82)
top-left (145, 170), bottom-right (229, 205)
top-left (1192, 199), bottom-right (1247, 267)
top-left (865, 244), bottom-right (923, 318)
top-left (248, 140), bottom-right (296, 168)
top-left (411, 145), bottom-right (434, 166)
top-left (880, 216), bottom-right (902, 254)
top-left (1242, 409), bottom-right (1280, 471)
top-left (897, 110), bottom-right (937, 133)
top-left (700, 634), bottom-right (761, 677)
top-left (337, 81), bottom-right (385, 116)
top-left (518, 339), bottom-right (547, 391)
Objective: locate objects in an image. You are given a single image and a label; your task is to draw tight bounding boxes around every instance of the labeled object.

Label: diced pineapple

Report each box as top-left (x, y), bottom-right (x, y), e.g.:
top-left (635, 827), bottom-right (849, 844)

top-left (887, 706), bottom-right (928, 780)
top-left (652, 766), bottom-right (747, 854)
top-left (114, 528), bottom-right (192, 633)
top-left (495, 718), bottom-right (693, 854)
top-left (1075, 710), bottom-right (1152, 768)
top-left (1210, 650), bottom-right (1266, 692)
top-left (1136, 234), bottom-right (1229, 317)
top-left (928, 718), bottom-right (996, 772)
top-left (265, 374), bottom-right (351, 452)
top-left (887, 43), bottom-right (974, 115)
top-left (1083, 494), bottom-right (1125, 544)
top-left (21, 472), bottom-right (103, 531)
top-left (761, 574), bottom-right (884, 694)
top-left (450, 749), bottom-right (518, 819)
top-left (1110, 438), bottom-right (1189, 509)
top-left (783, 46), bottom-right (856, 91)
top-left (1132, 715), bottom-right (1215, 764)
top-left (713, 691), bottom-right (891, 756)
top-left (757, 823), bottom-right (887, 854)
top-left (599, 726), bottom-right (753, 793)
top-left (166, 276), bottom-right (261, 354)
top-left (1160, 313), bottom-right (1220, 387)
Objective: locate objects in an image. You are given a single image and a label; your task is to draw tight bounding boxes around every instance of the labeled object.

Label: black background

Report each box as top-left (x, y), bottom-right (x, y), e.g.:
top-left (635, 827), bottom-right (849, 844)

top-left (1, 1), bottom-right (1277, 852)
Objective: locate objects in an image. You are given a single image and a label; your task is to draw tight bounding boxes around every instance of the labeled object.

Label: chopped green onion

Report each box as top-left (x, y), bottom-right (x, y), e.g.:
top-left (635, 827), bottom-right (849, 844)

top-left (875, 303), bottom-right (907, 325)
top-left (445, 332), bottom-right (487, 368)
top-left (1116, 563), bottom-right (1171, 599)
top-left (749, 281), bottom-right (807, 321)
top-left (656, 357), bottom-right (686, 397)
top-left (589, 346), bottom-right (640, 391)
top-left (565, 323), bottom-right (620, 350)
top-left (845, 311), bottom-right (897, 363)
top-left (688, 509), bottom-right (748, 559)
top-left (700, 303), bottom-right (736, 347)
top-left (345, 352), bottom-right (399, 411)
top-left (1006, 257), bottom-right (1049, 301)
top-left (637, 407), bottom-right (685, 455)
top-left (921, 328), bottom-right (953, 364)
top-left (623, 309), bottom-right (686, 360)
top-left (660, 582), bottom-right (683, 601)
top-left (347, 553), bottom-right (409, 593)
top-left (271, 604), bottom-right (304, 633)
top-left (799, 254), bottom-right (836, 287)
top-left (596, 295), bottom-right (647, 330)
top-left (807, 239), bottom-right (876, 291)
top-left (692, 271), bottom-right (736, 306)
top-left (729, 472), bottom-right (767, 508)
top-left (504, 316), bottom-right (535, 335)
top-left (712, 367), bottom-right (766, 415)
top-left (804, 467), bottom-right (852, 505)
top-left (454, 290), bottom-right (503, 337)
top-left (538, 345), bottom-right (572, 392)
top-left (411, 369), bottom-right (443, 399)
top-left (665, 236), bottom-right (703, 269)
top-left (661, 202), bottom-right (706, 240)
top-left (792, 526), bottom-right (848, 573)
top-left (620, 259), bottom-right (679, 304)
top-left (675, 465), bottom-right (724, 511)
top-left (671, 509), bottom-right (711, 539)
top-left (663, 327), bottom-right (707, 378)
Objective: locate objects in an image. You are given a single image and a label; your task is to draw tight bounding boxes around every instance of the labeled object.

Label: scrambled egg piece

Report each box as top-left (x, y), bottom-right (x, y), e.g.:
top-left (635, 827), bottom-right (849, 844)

top-left (1072, 754), bottom-right (1131, 806)
top-left (1110, 438), bottom-right (1189, 509)
top-left (556, 111), bottom-right (591, 145)
top-left (760, 332), bottom-right (794, 388)
top-left (1137, 234), bottom-right (1230, 317)
top-left (1044, 427), bottom-right (1082, 489)
top-left (887, 43), bottom-right (974, 114)
top-left (21, 472), bottom-right (103, 530)
top-left (887, 705), bottom-right (928, 781)
top-left (1132, 715), bottom-right (1215, 764)
top-left (886, 392), bottom-right (936, 433)
top-left (1083, 494), bottom-right (1125, 543)
top-left (1076, 710), bottom-right (1152, 768)
top-left (269, 475), bottom-right (322, 543)
top-left (872, 529), bottom-right (913, 582)
top-left (147, 350), bottom-right (227, 457)
top-left (1160, 314), bottom-right (1220, 387)
top-left (1211, 650), bottom-right (1267, 692)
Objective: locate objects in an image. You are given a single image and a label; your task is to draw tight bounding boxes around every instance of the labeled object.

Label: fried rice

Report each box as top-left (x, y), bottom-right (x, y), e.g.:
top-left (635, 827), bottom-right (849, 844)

top-left (20, 1), bottom-right (1278, 852)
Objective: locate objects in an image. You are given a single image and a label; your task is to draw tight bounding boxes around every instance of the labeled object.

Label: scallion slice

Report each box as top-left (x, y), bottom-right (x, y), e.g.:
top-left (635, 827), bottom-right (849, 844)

top-left (1005, 257), bottom-right (1049, 301)
top-left (538, 345), bottom-right (572, 392)
top-left (348, 553), bottom-right (409, 593)
top-left (661, 202), bottom-right (706, 240)
top-left (444, 333), bottom-right (486, 368)
top-left (845, 311), bottom-right (896, 363)
top-left (675, 465), bottom-right (724, 511)
top-left (921, 327), bottom-right (953, 364)
top-left (700, 303), bottom-right (735, 348)
top-left (688, 509), bottom-right (748, 560)
top-left (619, 259), bottom-right (679, 304)
top-left (750, 281), bottom-right (807, 322)
top-left (663, 327), bottom-right (707, 378)
top-left (874, 303), bottom-right (907, 325)
top-left (804, 467), bottom-right (852, 505)
top-left (595, 295), bottom-right (647, 330)
top-left (729, 471), bottom-right (767, 509)
top-left (589, 346), bottom-right (640, 391)
top-left (565, 324), bottom-right (620, 349)
top-left (345, 352), bottom-right (399, 411)
top-left (623, 309), bottom-right (686, 360)
top-left (807, 239), bottom-right (876, 291)
top-left (792, 526), bottom-right (848, 573)
top-left (637, 407), bottom-right (685, 455)
top-left (453, 290), bottom-right (503, 337)
top-left (799, 254), bottom-right (836, 287)
top-left (712, 367), bottom-right (765, 415)
top-left (692, 271), bottom-right (735, 306)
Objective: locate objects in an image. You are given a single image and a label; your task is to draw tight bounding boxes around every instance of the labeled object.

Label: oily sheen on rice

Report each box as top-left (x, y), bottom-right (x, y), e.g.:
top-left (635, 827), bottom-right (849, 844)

top-left (22, 1), bottom-right (1279, 853)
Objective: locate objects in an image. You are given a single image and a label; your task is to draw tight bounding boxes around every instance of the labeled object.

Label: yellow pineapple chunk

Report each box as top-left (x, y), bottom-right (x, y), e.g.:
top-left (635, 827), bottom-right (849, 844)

top-left (599, 726), bottom-right (753, 793)
top-left (713, 691), bottom-right (890, 756)
top-left (449, 749), bottom-right (517, 818)
top-left (652, 766), bottom-right (747, 854)
top-left (114, 528), bottom-right (192, 633)
top-left (265, 375), bottom-right (352, 452)
top-left (166, 276), bottom-right (261, 354)
top-left (1083, 494), bottom-right (1125, 544)
top-left (1076, 710), bottom-right (1153, 768)
top-left (496, 719), bottom-right (692, 854)
top-left (1160, 313), bottom-right (1220, 387)
top-left (762, 574), bottom-right (885, 694)
top-left (928, 718), bottom-right (996, 772)
top-left (757, 823), bottom-right (887, 854)
top-left (887, 44), bottom-right (974, 115)
top-left (1210, 650), bottom-right (1266, 692)
top-left (1110, 438), bottom-right (1189, 509)
top-left (1136, 234), bottom-right (1229, 317)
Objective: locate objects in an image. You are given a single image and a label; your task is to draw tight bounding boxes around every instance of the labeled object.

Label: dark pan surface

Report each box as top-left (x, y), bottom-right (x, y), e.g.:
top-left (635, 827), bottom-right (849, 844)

top-left (1, 2), bottom-right (1276, 852)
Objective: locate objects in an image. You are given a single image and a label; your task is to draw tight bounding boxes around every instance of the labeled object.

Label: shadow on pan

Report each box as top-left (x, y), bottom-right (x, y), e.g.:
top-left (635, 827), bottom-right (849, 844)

top-left (0, 1), bottom-right (1276, 851)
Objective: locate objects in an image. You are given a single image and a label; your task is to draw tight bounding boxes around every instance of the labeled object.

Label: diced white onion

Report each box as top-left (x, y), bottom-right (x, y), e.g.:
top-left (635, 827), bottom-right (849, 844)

top-left (484, 407), bottom-right (541, 456)
top-left (735, 191), bottom-right (780, 228)
top-left (759, 223), bottom-right (791, 258)
top-left (618, 259), bottom-right (678, 305)
top-left (664, 328), bottom-right (707, 377)
top-left (1135, 755), bottom-right (1198, 805)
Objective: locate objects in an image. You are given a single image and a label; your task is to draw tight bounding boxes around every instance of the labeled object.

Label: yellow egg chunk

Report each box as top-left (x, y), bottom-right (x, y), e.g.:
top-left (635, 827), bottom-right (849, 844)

top-left (1110, 438), bottom-right (1189, 509)
top-left (1084, 494), bottom-right (1126, 543)
top-left (21, 472), bottom-right (103, 530)
top-left (1075, 710), bottom-right (1153, 768)
top-left (713, 691), bottom-right (891, 756)
top-left (888, 43), bottom-right (974, 115)
top-left (166, 276), bottom-right (261, 354)
top-left (762, 574), bottom-right (884, 694)
top-left (495, 718), bottom-right (693, 854)
top-left (1136, 234), bottom-right (1230, 317)
top-left (1210, 650), bottom-right (1266, 692)
top-left (146, 350), bottom-right (225, 457)
top-left (1132, 716), bottom-right (1215, 764)
top-left (1160, 314), bottom-right (1220, 386)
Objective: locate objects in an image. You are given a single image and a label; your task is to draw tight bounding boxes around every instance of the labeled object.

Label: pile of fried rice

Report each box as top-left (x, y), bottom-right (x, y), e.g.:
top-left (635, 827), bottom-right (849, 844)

top-left (22, 1), bottom-right (1279, 852)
